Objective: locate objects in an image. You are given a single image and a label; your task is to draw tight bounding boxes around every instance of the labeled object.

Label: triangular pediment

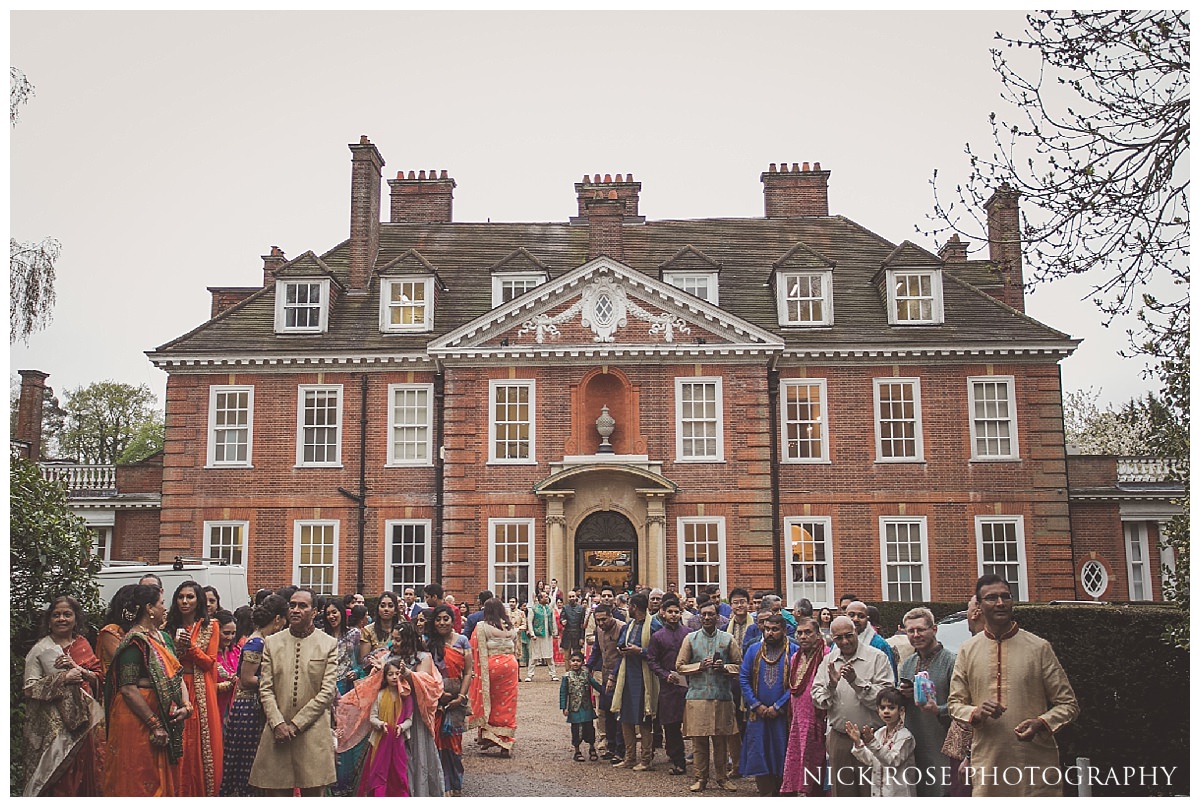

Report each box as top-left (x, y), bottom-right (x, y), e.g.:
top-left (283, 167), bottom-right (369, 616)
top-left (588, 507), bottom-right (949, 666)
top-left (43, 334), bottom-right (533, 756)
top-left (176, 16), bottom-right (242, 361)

top-left (273, 251), bottom-right (342, 286)
top-left (428, 256), bottom-right (784, 359)
top-left (880, 240), bottom-right (942, 269)
top-left (489, 247), bottom-right (552, 275)
top-left (376, 249), bottom-right (446, 290)
top-left (772, 241), bottom-right (836, 271)
top-left (659, 245), bottom-right (722, 273)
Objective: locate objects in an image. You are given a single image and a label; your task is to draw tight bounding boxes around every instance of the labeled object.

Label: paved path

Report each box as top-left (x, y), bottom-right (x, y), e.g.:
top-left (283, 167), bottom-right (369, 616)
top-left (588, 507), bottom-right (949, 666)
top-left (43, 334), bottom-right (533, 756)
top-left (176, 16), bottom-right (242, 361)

top-left (462, 672), bottom-right (736, 798)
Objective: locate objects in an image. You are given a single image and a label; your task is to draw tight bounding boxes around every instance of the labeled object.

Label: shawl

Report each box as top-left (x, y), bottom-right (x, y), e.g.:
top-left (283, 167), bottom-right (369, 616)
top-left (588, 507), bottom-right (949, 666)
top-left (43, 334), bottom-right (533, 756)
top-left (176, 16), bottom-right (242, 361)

top-left (105, 629), bottom-right (186, 761)
top-left (611, 617), bottom-right (660, 720)
top-left (337, 655), bottom-right (443, 753)
top-left (788, 644), bottom-right (824, 698)
top-left (22, 635), bottom-right (105, 796)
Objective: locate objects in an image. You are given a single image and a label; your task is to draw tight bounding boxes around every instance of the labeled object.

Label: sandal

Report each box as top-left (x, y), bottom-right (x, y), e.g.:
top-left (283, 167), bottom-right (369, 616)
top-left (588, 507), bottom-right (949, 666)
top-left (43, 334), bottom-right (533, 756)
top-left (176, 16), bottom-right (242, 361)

top-left (573, 750), bottom-right (585, 762)
top-left (588, 748), bottom-right (599, 761)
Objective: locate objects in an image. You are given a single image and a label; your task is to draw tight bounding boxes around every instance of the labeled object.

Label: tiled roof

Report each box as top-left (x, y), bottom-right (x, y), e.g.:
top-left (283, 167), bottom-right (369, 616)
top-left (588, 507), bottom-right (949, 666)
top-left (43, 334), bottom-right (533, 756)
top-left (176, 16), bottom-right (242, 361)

top-left (150, 215), bottom-right (1076, 360)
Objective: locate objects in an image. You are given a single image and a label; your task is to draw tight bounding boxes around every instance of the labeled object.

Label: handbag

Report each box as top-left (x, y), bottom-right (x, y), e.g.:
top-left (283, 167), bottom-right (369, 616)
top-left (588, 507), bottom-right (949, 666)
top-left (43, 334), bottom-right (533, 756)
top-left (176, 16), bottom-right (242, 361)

top-left (941, 718), bottom-right (973, 761)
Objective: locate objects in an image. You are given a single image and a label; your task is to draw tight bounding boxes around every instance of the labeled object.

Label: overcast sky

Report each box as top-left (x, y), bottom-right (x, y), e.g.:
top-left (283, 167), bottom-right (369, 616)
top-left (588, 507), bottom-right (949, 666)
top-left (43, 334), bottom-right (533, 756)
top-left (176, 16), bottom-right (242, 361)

top-left (10, 11), bottom-right (1162, 412)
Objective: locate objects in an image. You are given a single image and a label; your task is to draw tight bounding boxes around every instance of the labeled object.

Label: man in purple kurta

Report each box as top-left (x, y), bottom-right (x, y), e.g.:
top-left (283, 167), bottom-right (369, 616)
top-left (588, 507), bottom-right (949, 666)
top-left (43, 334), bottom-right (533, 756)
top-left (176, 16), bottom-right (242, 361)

top-left (645, 596), bottom-right (690, 775)
top-left (780, 616), bottom-right (829, 796)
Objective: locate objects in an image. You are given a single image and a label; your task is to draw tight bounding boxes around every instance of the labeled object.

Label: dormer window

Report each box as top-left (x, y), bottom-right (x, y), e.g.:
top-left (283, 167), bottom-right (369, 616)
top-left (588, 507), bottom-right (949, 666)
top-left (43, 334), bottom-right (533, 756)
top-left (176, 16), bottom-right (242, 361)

top-left (663, 272), bottom-right (718, 303)
top-left (492, 273), bottom-right (546, 307)
top-left (380, 277), bottom-right (433, 332)
top-left (778, 271), bottom-right (833, 326)
top-left (887, 269), bottom-right (943, 324)
top-left (275, 279), bottom-right (330, 333)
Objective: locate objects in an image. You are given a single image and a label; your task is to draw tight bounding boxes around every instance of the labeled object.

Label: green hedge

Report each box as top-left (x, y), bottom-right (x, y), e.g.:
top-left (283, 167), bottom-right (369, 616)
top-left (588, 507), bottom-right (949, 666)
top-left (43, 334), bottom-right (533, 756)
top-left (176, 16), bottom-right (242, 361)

top-left (1013, 604), bottom-right (1188, 796)
top-left (864, 601), bottom-right (967, 635)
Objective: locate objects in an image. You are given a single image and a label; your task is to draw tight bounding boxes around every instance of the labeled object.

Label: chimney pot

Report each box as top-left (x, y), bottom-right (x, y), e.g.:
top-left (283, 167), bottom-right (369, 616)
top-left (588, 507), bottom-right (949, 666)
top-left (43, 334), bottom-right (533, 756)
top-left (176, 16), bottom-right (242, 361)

top-left (593, 174), bottom-right (601, 183)
top-left (813, 162), bottom-right (821, 171)
top-left (440, 169), bottom-right (448, 179)
top-left (769, 163), bottom-right (777, 173)
top-left (604, 173), bottom-right (612, 183)
top-left (418, 170), bottom-right (426, 180)
top-left (626, 172), bottom-right (634, 181)
top-left (359, 135), bottom-right (369, 144)
top-left (801, 161), bottom-right (809, 172)
top-left (615, 173), bottom-right (623, 183)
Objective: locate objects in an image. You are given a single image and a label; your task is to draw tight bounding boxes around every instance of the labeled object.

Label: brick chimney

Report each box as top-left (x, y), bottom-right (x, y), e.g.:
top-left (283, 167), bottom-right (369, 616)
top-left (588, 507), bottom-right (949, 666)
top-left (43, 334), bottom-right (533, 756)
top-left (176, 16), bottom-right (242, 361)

top-left (262, 245), bottom-right (287, 287)
top-left (16, 369), bottom-right (49, 461)
top-left (585, 192), bottom-right (626, 260)
top-left (574, 173), bottom-right (642, 220)
top-left (388, 170), bottom-right (456, 223)
top-left (938, 234), bottom-right (969, 264)
top-left (349, 136), bottom-right (385, 291)
top-left (983, 183), bottom-right (1025, 312)
top-left (761, 162), bottom-right (830, 217)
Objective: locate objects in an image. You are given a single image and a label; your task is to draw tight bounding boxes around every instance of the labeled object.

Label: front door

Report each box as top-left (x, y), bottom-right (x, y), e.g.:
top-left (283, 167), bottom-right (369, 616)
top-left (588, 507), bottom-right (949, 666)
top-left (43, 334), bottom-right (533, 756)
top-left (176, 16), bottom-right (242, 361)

top-left (574, 510), bottom-right (638, 593)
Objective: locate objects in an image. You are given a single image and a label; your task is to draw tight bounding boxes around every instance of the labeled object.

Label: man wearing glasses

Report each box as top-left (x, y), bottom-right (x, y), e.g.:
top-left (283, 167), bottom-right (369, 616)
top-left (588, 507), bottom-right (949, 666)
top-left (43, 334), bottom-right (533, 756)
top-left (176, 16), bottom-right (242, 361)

top-left (811, 614), bottom-right (892, 796)
top-left (897, 607), bottom-right (956, 796)
top-left (948, 574), bottom-right (1079, 796)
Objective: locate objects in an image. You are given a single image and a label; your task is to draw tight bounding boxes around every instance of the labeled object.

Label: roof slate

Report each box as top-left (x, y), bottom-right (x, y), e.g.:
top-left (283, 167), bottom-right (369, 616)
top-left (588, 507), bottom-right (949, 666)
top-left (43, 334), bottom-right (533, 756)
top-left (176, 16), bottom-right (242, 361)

top-left (150, 214), bottom-right (1075, 360)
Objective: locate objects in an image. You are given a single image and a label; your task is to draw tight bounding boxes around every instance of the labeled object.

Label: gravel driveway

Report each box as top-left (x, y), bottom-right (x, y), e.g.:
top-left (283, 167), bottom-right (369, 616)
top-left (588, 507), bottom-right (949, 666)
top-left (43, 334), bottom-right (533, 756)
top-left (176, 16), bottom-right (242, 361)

top-left (461, 674), bottom-right (737, 798)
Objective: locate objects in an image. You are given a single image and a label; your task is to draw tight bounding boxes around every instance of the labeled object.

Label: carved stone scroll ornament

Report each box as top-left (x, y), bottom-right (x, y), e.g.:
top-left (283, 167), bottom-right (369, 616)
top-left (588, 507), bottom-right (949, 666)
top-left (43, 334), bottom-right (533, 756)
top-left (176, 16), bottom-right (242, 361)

top-left (517, 277), bottom-right (692, 344)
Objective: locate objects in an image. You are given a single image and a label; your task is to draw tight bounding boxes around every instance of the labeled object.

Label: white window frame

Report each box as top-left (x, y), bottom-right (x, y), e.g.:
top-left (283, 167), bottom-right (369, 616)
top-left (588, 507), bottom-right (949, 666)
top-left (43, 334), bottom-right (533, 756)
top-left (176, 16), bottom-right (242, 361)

top-left (384, 519), bottom-right (432, 593)
top-left (879, 516), bottom-right (930, 602)
top-left (274, 279), bottom-right (330, 333)
top-left (968, 376), bottom-right (1020, 460)
top-left (675, 377), bottom-right (725, 463)
top-left (975, 516), bottom-right (1027, 601)
top-left (488, 379), bottom-right (536, 465)
top-left (296, 385), bottom-right (343, 467)
top-left (204, 520), bottom-right (249, 567)
top-left (89, 526), bottom-right (113, 563)
top-left (677, 517), bottom-right (728, 594)
top-left (1124, 521), bottom-right (1155, 601)
top-left (386, 383), bottom-right (434, 467)
top-left (488, 518), bottom-right (535, 605)
top-left (206, 385), bottom-right (254, 468)
top-left (380, 277), bottom-right (434, 333)
top-left (491, 273), bottom-right (546, 307)
top-left (663, 272), bottom-right (719, 303)
top-left (293, 519), bottom-right (339, 595)
top-left (780, 379), bottom-right (829, 463)
top-left (874, 378), bottom-right (924, 462)
top-left (886, 269), bottom-right (943, 325)
top-left (784, 516), bottom-right (834, 607)
top-left (777, 271), bottom-right (833, 326)
top-left (1080, 559), bottom-right (1109, 599)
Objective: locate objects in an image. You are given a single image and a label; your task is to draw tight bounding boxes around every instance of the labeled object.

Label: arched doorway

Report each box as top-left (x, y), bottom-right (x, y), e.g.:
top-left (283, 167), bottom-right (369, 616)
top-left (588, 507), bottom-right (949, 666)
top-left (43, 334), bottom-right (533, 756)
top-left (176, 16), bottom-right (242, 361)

top-left (575, 510), bottom-right (638, 593)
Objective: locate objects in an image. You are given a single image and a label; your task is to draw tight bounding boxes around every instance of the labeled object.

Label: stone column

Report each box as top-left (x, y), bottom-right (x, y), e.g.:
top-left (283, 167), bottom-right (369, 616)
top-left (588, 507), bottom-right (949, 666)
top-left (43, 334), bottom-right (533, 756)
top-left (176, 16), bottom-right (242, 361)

top-left (544, 494), bottom-right (571, 588)
top-left (641, 492), bottom-right (669, 589)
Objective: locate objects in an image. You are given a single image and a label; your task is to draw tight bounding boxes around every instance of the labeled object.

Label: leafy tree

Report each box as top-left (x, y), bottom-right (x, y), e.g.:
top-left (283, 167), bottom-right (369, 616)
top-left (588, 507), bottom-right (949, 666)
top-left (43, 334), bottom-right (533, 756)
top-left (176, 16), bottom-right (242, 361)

top-left (930, 10), bottom-right (1189, 643)
top-left (10, 67), bottom-right (61, 345)
top-left (58, 381), bottom-right (162, 465)
top-left (9, 456), bottom-right (102, 794)
top-left (116, 410), bottom-right (165, 464)
top-left (1062, 388), bottom-right (1153, 455)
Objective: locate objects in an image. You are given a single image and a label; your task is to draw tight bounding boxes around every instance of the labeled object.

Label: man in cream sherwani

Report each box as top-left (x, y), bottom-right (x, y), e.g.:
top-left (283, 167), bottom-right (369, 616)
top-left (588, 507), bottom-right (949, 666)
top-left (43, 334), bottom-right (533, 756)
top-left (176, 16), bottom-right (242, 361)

top-left (249, 587), bottom-right (340, 795)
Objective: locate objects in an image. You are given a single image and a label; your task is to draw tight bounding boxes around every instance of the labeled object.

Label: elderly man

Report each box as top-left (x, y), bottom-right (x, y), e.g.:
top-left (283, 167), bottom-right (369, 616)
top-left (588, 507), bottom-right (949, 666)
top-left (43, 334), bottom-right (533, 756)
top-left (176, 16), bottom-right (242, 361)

top-left (780, 616), bottom-right (829, 796)
top-left (676, 600), bottom-right (742, 792)
top-left (743, 594), bottom-right (796, 648)
top-left (949, 575), bottom-right (1079, 796)
top-left (897, 607), bottom-right (956, 796)
top-left (738, 613), bottom-right (795, 796)
top-left (845, 600), bottom-right (897, 681)
top-left (811, 615), bottom-right (893, 796)
top-left (249, 588), bottom-right (339, 796)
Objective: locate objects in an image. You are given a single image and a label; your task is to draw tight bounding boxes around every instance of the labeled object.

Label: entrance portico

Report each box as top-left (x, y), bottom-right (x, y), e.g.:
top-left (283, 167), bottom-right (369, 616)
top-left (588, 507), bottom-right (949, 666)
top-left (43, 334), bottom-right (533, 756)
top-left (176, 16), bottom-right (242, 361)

top-left (534, 456), bottom-right (676, 591)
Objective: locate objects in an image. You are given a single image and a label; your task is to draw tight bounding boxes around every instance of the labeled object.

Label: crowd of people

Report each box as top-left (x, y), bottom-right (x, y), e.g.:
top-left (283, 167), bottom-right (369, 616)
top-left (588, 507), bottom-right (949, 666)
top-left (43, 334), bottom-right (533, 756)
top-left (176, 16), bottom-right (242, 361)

top-left (21, 572), bottom-right (1079, 798)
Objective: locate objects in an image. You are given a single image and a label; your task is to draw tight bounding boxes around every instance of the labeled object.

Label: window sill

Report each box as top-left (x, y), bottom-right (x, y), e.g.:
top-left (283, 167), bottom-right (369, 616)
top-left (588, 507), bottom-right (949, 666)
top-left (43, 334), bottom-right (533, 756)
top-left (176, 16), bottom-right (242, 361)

top-left (873, 458), bottom-right (927, 465)
top-left (674, 458), bottom-right (728, 464)
top-left (487, 459), bottom-right (538, 466)
top-left (385, 461), bottom-right (435, 468)
top-left (205, 463), bottom-right (254, 470)
top-left (780, 458), bottom-right (833, 465)
top-left (294, 463), bottom-right (344, 469)
top-left (969, 456), bottom-right (1022, 463)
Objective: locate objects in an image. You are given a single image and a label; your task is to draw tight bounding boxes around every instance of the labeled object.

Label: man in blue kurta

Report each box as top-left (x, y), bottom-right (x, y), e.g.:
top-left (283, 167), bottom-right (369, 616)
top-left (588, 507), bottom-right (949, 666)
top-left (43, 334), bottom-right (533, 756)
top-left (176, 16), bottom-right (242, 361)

top-left (738, 612), bottom-right (795, 796)
top-left (611, 592), bottom-right (660, 771)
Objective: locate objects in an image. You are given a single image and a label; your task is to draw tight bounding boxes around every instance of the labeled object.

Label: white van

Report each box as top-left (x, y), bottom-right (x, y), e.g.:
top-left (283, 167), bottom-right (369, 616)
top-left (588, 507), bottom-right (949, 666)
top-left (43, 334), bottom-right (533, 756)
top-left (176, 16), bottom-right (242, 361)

top-left (97, 561), bottom-right (250, 611)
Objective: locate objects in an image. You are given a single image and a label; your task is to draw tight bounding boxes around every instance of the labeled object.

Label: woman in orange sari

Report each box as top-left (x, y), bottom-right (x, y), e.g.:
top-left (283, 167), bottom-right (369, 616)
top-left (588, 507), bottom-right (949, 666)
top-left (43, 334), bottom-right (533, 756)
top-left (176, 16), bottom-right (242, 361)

top-left (166, 580), bottom-right (223, 795)
top-left (468, 597), bottom-right (519, 757)
top-left (22, 595), bottom-right (105, 796)
top-left (425, 604), bottom-right (473, 796)
top-left (104, 584), bottom-right (191, 797)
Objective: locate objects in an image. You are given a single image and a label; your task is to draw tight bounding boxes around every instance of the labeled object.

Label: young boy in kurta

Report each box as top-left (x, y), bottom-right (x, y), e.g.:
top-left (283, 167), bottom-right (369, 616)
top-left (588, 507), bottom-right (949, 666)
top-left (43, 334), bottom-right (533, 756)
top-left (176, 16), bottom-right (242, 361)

top-left (559, 652), bottom-right (601, 761)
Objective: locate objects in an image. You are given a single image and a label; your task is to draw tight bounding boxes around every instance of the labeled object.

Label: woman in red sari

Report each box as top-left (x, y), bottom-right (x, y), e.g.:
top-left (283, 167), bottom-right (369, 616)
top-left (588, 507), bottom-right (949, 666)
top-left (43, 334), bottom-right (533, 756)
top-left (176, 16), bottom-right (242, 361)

top-left (468, 597), bottom-right (519, 756)
top-left (104, 584), bottom-right (191, 797)
top-left (22, 595), bottom-right (105, 796)
top-left (425, 604), bottom-right (473, 796)
top-left (165, 580), bottom-right (223, 795)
